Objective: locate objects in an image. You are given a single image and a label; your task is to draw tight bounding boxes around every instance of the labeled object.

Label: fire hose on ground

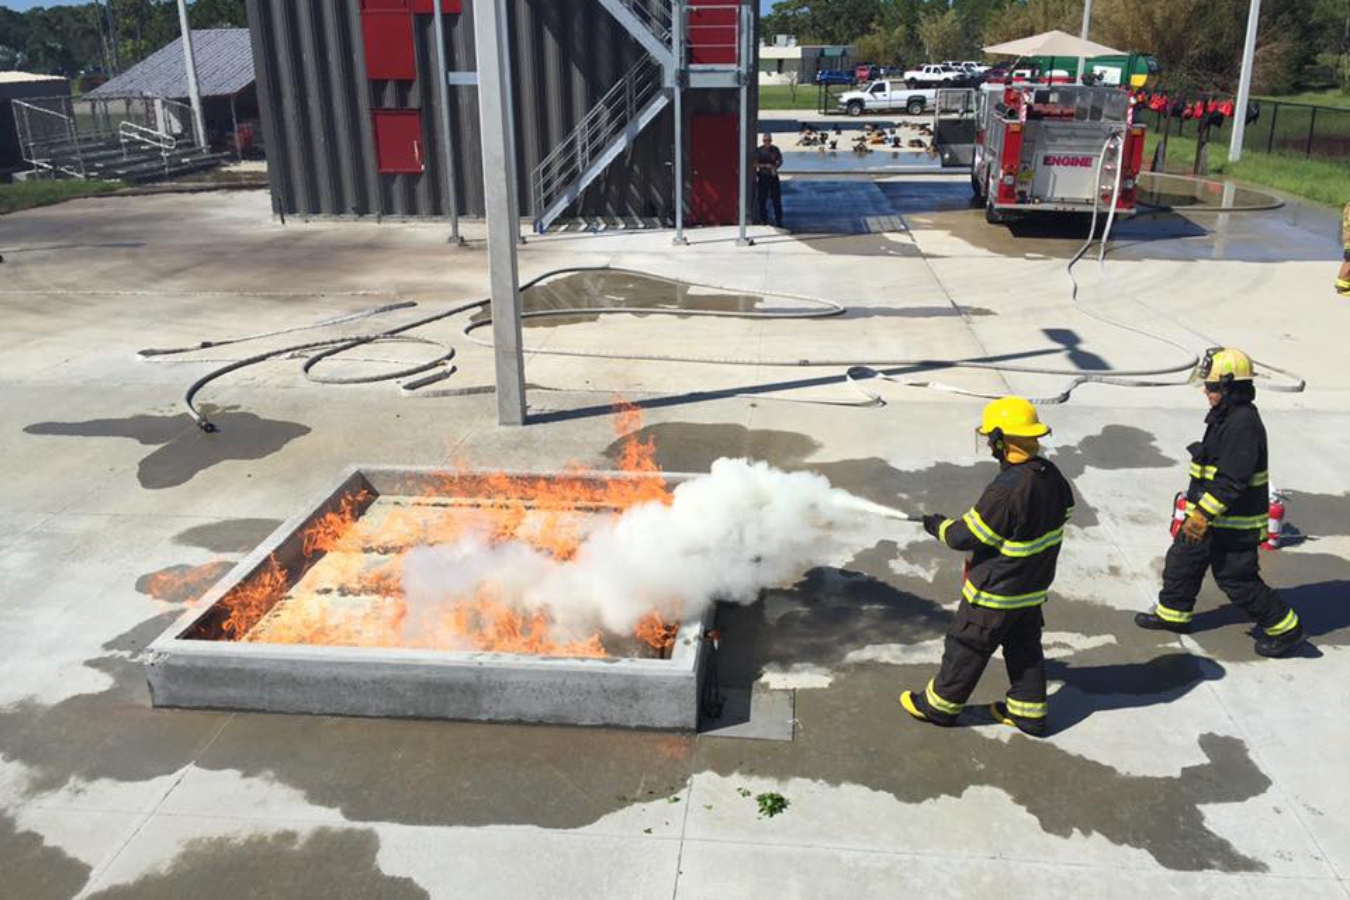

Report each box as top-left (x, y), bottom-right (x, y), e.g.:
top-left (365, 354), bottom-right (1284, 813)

top-left (139, 147), bottom-right (1305, 432)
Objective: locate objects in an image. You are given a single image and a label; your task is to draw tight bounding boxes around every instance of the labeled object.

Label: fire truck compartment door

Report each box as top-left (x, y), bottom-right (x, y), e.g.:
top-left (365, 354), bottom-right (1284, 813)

top-left (1028, 127), bottom-right (1111, 202)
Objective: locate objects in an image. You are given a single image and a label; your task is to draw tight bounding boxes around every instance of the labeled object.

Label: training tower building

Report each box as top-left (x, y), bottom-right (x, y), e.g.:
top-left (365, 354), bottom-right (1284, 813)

top-left (243, 0), bottom-right (758, 230)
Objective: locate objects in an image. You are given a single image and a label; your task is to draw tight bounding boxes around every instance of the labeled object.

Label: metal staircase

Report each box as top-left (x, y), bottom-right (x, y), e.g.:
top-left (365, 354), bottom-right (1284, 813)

top-left (594, 0), bottom-right (675, 67)
top-left (531, 55), bottom-right (670, 233)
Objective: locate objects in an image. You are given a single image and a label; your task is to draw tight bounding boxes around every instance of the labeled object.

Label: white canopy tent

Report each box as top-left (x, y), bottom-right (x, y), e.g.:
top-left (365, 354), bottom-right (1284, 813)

top-left (983, 30), bottom-right (1124, 84)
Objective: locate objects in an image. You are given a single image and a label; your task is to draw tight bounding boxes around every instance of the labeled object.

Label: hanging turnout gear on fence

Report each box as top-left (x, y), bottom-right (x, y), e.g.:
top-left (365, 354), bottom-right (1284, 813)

top-left (901, 398), bottom-right (1077, 737)
top-left (1135, 348), bottom-right (1306, 657)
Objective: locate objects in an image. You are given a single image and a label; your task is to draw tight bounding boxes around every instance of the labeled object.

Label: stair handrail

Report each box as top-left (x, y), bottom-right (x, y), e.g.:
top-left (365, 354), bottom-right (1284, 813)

top-left (119, 120), bottom-right (177, 171)
top-left (531, 55), bottom-right (665, 220)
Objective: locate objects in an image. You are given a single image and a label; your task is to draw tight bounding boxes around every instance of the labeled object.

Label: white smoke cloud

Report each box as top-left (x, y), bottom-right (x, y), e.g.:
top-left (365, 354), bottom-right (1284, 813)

top-left (400, 458), bottom-right (887, 640)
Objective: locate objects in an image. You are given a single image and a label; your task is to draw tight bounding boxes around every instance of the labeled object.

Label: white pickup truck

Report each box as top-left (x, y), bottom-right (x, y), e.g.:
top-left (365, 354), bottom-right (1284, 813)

top-left (901, 64), bottom-right (965, 88)
top-left (836, 80), bottom-right (937, 116)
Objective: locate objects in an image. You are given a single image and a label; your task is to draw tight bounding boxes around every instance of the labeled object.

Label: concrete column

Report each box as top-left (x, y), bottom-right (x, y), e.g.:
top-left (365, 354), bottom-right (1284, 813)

top-left (495, 0), bottom-right (525, 244)
top-left (672, 1), bottom-right (687, 245)
top-left (1229, 0), bottom-right (1261, 163)
top-left (473, 0), bottom-right (528, 426)
top-left (1074, 0), bottom-right (1093, 85)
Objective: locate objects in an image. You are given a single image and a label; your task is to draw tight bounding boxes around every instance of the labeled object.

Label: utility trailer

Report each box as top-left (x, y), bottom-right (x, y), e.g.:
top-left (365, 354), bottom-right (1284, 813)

top-left (971, 84), bottom-right (1146, 224)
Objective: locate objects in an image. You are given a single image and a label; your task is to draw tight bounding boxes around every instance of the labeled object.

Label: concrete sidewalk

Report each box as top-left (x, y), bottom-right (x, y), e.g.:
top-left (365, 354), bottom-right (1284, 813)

top-left (1, 184), bottom-right (1348, 900)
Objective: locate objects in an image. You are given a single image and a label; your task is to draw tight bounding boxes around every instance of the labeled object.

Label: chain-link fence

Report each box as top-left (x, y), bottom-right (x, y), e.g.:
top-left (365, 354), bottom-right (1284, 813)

top-left (1144, 97), bottom-right (1350, 161)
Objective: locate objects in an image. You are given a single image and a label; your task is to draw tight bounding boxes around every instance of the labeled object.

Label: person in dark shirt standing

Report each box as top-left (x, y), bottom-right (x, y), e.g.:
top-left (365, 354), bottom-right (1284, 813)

top-left (755, 133), bottom-right (784, 228)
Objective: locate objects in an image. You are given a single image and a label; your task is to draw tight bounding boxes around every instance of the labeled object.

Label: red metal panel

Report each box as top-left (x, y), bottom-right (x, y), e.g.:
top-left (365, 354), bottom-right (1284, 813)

top-left (687, 0), bottom-right (739, 66)
top-left (372, 110), bottom-right (425, 174)
top-left (361, 11), bottom-right (417, 81)
top-left (689, 113), bottom-right (739, 225)
top-left (360, 0), bottom-right (409, 9)
top-left (409, 0), bottom-right (462, 12)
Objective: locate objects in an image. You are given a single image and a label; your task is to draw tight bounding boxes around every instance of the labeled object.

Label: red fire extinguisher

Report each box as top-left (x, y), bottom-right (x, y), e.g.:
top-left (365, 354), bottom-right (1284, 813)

top-left (1170, 492), bottom-right (1189, 538)
top-left (1262, 491), bottom-right (1286, 551)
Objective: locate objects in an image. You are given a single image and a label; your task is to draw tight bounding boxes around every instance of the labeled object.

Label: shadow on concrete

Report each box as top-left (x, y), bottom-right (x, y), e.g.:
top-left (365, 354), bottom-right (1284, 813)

top-left (1046, 652), bottom-right (1226, 734)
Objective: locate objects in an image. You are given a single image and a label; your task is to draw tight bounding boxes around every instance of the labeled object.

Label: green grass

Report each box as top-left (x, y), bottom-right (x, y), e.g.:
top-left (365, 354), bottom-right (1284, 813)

top-left (0, 179), bottom-right (125, 215)
top-left (759, 84), bottom-right (831, 111)
top-left (1257, 90), bottom-right (1350, 110)
top-left (1142, 130), bottom-right (1350, 207)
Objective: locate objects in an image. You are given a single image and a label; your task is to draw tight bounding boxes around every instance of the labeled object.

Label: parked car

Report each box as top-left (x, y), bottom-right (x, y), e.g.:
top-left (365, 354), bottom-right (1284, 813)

top-left (815, 68), bottom-right (856, 86)
top-left (855, 63), bottom-right (876, 83)
top-left (836, 80), bottom-right (936, 116)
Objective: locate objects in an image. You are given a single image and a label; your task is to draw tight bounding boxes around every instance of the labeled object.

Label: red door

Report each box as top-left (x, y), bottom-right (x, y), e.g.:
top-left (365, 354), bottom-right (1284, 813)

top-left (372, 110), bottom-right (425, 173)
top-left (690, 113), bottom-right (739, 225)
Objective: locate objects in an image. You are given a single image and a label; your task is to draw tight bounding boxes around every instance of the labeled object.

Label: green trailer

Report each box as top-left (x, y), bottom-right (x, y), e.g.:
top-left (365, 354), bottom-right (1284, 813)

top-left (1022, 53), bottom-right (1161, 89)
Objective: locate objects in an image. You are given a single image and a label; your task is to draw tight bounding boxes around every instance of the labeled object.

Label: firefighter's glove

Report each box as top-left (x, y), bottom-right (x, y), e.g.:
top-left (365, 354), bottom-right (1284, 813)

top-left (1179, 510), bottom-right (1211, 544)
top-left (922, 513), bottom-right (948, 538)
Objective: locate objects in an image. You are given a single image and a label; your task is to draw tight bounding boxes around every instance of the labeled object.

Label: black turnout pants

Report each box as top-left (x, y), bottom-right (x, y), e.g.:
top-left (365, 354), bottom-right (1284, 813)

top-left (1158, 530), bottom-right (1288, 628)
top-left (756, 171), bottom-right (782, 225)
top-left (927, 601), bottom-right (1046, 722)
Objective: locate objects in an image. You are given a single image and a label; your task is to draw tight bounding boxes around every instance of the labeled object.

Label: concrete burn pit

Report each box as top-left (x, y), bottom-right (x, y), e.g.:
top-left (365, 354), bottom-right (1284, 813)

top-left (146, 465), bottom-right (711, 730)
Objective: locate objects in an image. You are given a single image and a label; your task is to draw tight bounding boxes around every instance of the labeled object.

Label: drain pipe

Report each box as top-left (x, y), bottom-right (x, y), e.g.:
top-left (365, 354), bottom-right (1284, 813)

top-left (175, 0), bottom-right (207, 148)
top-left (432, 0), bottom-right (465, 245)
top-left (735, 2), bottom-right (752, 247)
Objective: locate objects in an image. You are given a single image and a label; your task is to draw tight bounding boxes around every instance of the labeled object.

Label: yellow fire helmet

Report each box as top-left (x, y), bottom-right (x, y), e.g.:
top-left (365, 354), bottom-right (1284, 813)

top-left (978, 396), bottom-right (1051, 439)
top-left (1200, 347), bottom-right (1255, 386)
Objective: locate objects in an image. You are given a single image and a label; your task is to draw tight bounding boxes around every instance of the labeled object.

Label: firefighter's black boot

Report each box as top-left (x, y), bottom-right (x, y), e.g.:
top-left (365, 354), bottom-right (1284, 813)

top-left (1255, 623), bottom-right (1305, 658)
top-left (900, 690), bottom-right (955, 728)
top-left (1134, 610), bottom-right (1192, 634)
top-left (991, 702), bottom-right (1048, 737)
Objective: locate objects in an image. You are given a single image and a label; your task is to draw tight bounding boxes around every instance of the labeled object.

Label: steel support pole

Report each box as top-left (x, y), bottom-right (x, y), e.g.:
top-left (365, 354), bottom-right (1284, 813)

top-left (1075, 0), bottom-right (1093, 84)
top-left (1229, 0), bottom-right (1261, 162)
top-left (672, 1), bottom-right (686, 245)
top-left (495, 0), bottom-right (525, 244)
top-left (735, 3), bottom-right (752, 247)
top-left (473, 0), bottom-right (528, 426)
top-left (175, 0), bottom-right (207, 148)
top-left (432, 0), bottom-right (464, 245)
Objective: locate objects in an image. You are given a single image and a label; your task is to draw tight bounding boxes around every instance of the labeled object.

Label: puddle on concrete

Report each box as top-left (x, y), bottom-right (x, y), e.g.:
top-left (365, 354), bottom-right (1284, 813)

top-left (0, 611), bottom-right (229, 795)
top-left (85, 829), bottom-right (427, 900)
top-left (172, 519), bottom-right (283, 553)
top-left (1135, 173), bottom-right (1282, 211)
top-left (0, 810), bottom-right (92, 900)
top-left (135, 561), bottom-right (234, 604)
top-left (23, 410), bottom-right (311, 489)
top-left (470, 271), bottom-right (769, 329)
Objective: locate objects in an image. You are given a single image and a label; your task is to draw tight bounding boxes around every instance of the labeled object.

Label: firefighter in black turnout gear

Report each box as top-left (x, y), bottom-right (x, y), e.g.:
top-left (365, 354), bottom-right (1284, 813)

top-left (1136, 348), bottom-right (1304, 656)
top-left (755, 133), bottom-right (784, 228)
top-left (901, 397), bottom-right (1076, 737)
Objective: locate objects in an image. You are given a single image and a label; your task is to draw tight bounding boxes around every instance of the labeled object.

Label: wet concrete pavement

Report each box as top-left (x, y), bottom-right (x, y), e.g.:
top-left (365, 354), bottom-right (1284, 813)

top-left (2, 181), bottom-right (1349, 899)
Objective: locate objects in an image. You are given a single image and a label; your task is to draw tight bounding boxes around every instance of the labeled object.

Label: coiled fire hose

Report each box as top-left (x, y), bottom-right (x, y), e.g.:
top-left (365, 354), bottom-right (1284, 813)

top-left (141, 150), bottom-right (1304, 430)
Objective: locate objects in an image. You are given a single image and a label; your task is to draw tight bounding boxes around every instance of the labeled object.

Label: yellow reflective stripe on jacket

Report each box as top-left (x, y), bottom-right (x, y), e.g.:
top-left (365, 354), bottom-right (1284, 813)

top-left (1000, 527), bottom-right (1065, 558)
top-left (962, 580), bottom-right (1048, 609)
top-left (1338, 278), bottom-right (1350, 294)
top-left (925, 679), bottom-right (963, 715)
top-left (962, 508), bottom-right (1005, 549)
top-left (1004, 697), bottom-right (1047, 719)
top-left (1212, 512), bottom-right (1267, 530)
top-left (1198, 492), bottom-right (1227, 516)
top-left (1189, 464), bottom-right (1267, 488)
top-left (938, 518), bottom-right (954, 543)
top-left (1265, 609), bottom-right (1300, 637)
top-left (1154, 602), bottom-right (1193, 624)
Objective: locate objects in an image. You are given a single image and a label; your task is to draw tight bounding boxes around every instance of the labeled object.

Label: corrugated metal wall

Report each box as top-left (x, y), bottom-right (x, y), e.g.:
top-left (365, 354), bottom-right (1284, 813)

top-left (245, 0), bottom-right (702, 220)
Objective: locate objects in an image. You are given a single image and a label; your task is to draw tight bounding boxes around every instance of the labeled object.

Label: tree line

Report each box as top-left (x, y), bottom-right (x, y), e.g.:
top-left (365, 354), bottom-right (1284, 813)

top-left (0, 0), bottom-right (247, 79)
top-left (763, 0), bottom-right (1350, 94)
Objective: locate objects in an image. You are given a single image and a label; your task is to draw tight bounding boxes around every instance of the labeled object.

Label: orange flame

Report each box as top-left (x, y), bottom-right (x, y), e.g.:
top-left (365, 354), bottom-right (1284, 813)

top-left (212, 403), bottom-right (677, 658)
